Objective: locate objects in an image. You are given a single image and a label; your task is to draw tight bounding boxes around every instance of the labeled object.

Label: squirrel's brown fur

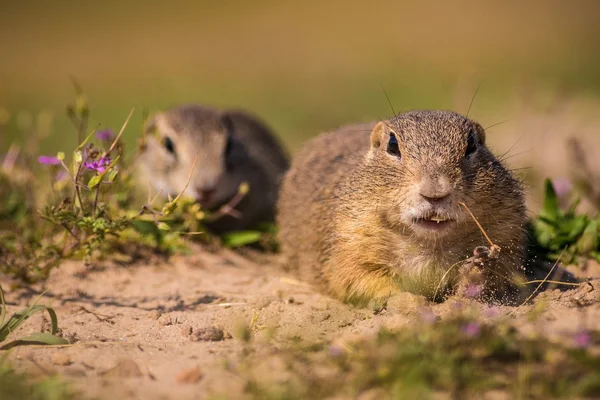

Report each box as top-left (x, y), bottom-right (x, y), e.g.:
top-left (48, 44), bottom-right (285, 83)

top-left (277, 110), bottom-right (527, 304)
top-left (137, 105), bottom-right (289, 233)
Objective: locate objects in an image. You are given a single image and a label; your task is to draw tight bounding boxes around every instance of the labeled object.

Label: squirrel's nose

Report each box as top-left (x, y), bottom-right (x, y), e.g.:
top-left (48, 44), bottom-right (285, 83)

top-left (197, 187), bottom-right (216, 203)
top-left (420, 192), bottom-right (450, 204)
top-left (419, 179), bottom-right (451, 203)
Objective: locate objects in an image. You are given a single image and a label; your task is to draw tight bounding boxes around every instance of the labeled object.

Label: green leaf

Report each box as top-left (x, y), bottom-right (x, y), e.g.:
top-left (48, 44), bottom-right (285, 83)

top-left (559, 215), bottom-right (588, 241)
top-left (539, 179), bottom-right (560, 222)
top-left (0, 289), bottom-right (63, 344)
top-left (161, 201), bottom-right (178, 216)
top-left (590, 250), bottom-right (600, 262)
top-left (87, 154), bottom-right (121, 189)
top-left (75, 127), bottom-right (97, 152)
top-left (87, 174), bottom-right (102, 189)
top-left (0, 332), bottom-right (69, 350)
top-left (577, 219), bottom-right (599, 254)
top-left (107, 168), bottom-right (119, 183)
top-left (533, 219), bottom-right (556, 248)
top-left (157, 222), bottom-right (171, 231)
top-left (222, 230), bottom-right (262, 248)
top-left (0, 284), bottom-right (6, 328)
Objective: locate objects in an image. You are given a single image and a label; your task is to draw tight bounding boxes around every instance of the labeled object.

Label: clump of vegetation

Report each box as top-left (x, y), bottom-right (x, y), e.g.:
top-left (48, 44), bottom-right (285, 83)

top-left (237, 312), bottom-right (600, 399)
top-left (0, 88), bottom-right (274, 284)
top-left (1, 283), bottom-right (68, 350)
top-left (532, 178), bottom-right (600, 264)
top-left (0, 355), bottom-right (74, 400)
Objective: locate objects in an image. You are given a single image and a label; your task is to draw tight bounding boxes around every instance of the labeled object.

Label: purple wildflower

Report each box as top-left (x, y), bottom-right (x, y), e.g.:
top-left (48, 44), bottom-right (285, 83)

top-left (419, 307), bottom-right (438, 324)
top-left (483, 306), bottom-right (500, 319)
top-left (55, 170), bottom-right (69, 181)
top-left (464, 284), bottom-right (483, 298)
top-left (96, 129), bottom-right (114, 142)
top-left (84, 156), bottom-right (111, 173)
top-left (328, 344), bottom-right (345, 358)
top-left (38, 155), bottom-right (60, 165)
top-left (552, 177), bottom-right (573, 199)
top-left (573, 330), bottom-right (592, 349)
top-left (461, 322), bottom-right (481, 338)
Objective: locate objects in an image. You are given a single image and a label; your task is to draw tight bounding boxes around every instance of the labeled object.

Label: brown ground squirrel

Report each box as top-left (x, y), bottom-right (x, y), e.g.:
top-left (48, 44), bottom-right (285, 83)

top-left (277, 110), bottom-right (528, 304)
top-left (137, 104), bottom-right (289, 233)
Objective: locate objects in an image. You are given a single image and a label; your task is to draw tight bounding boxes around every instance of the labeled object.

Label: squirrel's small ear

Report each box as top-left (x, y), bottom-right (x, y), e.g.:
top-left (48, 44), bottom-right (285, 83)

top-left (370, 121), bottom-right (386, 149)
top-left (473, 122), bottom-right (486, 145)
top-left (144, 115), bottom-right (157, 135)
top-left (220, 113), bottom-right (235, 136)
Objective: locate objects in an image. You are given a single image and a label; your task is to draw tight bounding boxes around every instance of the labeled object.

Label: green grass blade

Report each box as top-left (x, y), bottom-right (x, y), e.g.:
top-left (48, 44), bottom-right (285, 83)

top-left (222, 230), bottom-right (262, 248)
top-left (0, 284), bottom-right (6, 328)
top-left (0, 332), bottom-right (69, 350)
top-left (0, 294), bottom-right (63, 344)
top-left (75, 127), bottom-right (97, 152)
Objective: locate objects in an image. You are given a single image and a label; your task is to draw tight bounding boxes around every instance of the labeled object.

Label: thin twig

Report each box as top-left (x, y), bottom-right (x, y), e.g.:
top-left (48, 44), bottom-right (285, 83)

top-left (519, 279), bottom-right (579, 287)
top-left (60, 223), bottom-right (80, 243)
top-left (170, 153), bottom-right (199, 205)
top-left (432, 259), bottom-right (464, 301)
top-left (459, 201), bottom-right (494, 247)
top-left (511, 252), bottom-right (564, 315)
top-left (205, 187), bottom-right (246, 221)
top-left (92, 184), bottom-right (101, 216)
top-left (107, 108), bottom-right (135, 156)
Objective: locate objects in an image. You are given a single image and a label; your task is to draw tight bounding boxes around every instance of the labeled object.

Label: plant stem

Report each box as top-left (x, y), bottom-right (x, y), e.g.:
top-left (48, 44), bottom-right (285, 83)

top-left (72, 157), bottom-right (86, 215)
top-left (61, 223), bottom-right (80, 243)
top-left (92, 183), bottom-right (101, 216)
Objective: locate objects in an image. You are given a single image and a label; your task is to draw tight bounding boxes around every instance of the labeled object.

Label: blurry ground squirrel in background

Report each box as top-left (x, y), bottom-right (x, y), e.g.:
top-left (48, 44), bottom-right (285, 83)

top-left (137, 104), bottom-right (289, 233)
top-left (277, 110), bottom-right (530, 305)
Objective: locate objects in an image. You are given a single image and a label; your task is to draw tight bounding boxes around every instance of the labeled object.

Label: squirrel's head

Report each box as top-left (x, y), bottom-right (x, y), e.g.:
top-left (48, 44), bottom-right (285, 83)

top-left (138, 105), bottom-right (246, 209)
top-left (366, 110), bottom-right (521, 239)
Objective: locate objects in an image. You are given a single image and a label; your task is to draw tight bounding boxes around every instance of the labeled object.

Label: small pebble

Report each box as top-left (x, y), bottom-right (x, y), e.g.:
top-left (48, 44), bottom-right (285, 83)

top-left (149, 310), bottom-right (161, 320)
top-left (175, 366), bottom-right (203, 384)
top-left (190, 326), bottom-right (229, 342)
top-left (180, 325), bottom-right (193, 337)
top-left (101, 359), bottom-right (143, 378)
top-left (158, 314), bottom-right (173, 326)
top-left (51, 352), bottom-right (72, 366)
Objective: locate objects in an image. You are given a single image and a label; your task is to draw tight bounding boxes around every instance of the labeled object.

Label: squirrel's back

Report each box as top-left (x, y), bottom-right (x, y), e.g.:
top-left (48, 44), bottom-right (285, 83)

top-left (277, 122), bottom-right (375, 281)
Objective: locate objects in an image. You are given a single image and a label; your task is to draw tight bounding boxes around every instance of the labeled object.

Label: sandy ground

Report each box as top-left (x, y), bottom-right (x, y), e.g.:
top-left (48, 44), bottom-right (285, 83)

top-left (3, 244), bottom-right (600, 400)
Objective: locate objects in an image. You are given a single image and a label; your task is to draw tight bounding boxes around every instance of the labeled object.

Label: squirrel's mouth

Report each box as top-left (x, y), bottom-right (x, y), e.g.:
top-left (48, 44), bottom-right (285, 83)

top-left (412, 214), bottom-right (455, 231)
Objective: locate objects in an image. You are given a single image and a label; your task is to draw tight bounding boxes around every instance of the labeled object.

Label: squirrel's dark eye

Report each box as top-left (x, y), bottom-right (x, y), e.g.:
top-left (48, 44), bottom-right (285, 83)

top-left (386, 133), bottom-right (401, 157)
top-left (163, 136), bottom-right (175, 154)
top-left (465, 133), bottom-right (477, 157)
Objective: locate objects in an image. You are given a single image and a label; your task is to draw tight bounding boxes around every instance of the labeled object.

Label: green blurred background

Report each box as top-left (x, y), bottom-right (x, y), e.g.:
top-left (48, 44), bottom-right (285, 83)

top-left (1, 0), bottom-right (599, 156)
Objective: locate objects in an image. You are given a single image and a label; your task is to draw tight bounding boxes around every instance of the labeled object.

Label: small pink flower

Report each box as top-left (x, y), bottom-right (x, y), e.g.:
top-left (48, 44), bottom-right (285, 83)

top-left (96, 129), bottom-right (114, 142)
top-left (573, 330), bottom-right (592, 349)
top-left (552, 177), bottom-right (573, 199)
top-left (55, 170), bottom-right (68, 181)
top-left (419, 307), bottom-right (438, 324)
top-left (461, 322), bottom-right (481, 338)
top-left (38, 155), bottom-right (60, 165)
top-left (483, 306), bottom-right (501, 318)
top-left (464, 285), bottom-right (483, 298)
top-left (328, 344), bottom-right (345, 358)
top-left (84, 156), bottom-right (111, 174)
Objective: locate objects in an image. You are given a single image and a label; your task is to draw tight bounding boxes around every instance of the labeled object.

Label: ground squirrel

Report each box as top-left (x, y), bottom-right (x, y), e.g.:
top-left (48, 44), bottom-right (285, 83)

top-left (137, 104), bottom-right (289, 233)
top-left (277, 110), bottom-right (528, 304)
